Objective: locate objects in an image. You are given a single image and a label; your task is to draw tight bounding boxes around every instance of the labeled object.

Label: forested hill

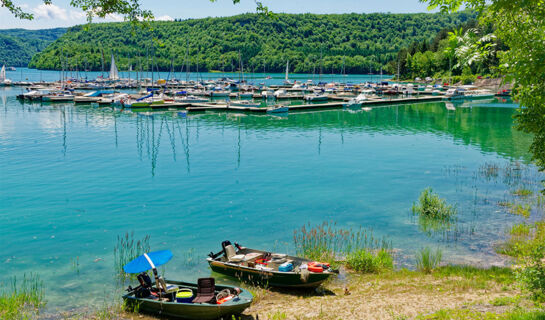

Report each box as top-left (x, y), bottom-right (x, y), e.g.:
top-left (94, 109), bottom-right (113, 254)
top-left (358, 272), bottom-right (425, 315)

top-left (0, 28), bottom-right (66, 67)
top-left (30, 12), bottom-right (475, 73)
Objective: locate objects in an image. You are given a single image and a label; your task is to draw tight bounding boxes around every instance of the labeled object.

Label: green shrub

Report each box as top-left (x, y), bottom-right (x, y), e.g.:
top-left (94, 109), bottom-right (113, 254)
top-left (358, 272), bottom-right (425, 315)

top-left (412, 188), bottom-right (457, 220)
top-left (346, 248), bottom-right (394, 273)
top-left (515, 244), bottom-right (545, 302)
top-left (416, 247), bottom-right (443, 274)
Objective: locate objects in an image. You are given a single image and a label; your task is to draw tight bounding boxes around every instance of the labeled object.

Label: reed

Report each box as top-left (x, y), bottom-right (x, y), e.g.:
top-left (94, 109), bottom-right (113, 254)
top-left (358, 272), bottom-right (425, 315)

top-left (114, 232), bottom-right (151, 279)
top-left (293, 221), bottom-right (391, 265)
top-left (0, 273), bottom-right (45, 320)
top-left (415, 247), bottom-right (442, 274)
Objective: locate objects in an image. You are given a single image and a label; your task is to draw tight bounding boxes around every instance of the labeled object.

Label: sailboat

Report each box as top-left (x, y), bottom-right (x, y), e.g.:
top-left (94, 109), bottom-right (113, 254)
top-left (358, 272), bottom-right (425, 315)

top-left (0, 65), bottom-right (13, 86)
top-left (283, 60), bottom-right (292, 85)
top-left (109, 54), bottom-right (119, 80)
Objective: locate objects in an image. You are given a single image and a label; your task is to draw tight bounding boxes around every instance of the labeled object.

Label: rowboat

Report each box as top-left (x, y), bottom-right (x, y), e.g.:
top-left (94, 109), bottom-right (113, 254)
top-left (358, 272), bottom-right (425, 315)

top-left (123, 279), bottom-right (253, 320)
top-left (123, 250), bottom-right (253, 320)
top-left (207, 241), bottom-right (337, 288)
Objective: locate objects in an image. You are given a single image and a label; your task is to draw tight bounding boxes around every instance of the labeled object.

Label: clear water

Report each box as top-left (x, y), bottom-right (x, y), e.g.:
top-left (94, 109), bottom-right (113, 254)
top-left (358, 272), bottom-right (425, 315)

top-left (3, 68), bottom-right (392, 85)
top-left (0, 79), bottom-right (543, 313)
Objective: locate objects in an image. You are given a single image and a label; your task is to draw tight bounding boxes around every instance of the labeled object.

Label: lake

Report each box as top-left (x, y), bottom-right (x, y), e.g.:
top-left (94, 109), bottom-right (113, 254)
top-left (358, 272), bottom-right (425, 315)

top-left (0, 75), bottom-right (542, 314)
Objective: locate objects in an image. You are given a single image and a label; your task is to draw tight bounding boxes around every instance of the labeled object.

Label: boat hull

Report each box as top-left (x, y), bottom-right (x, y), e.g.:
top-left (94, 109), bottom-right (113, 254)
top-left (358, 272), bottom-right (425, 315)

top-left (208, 260), bottom-right (332, 288)
top-left (123, 280), bottom-right (252, 320)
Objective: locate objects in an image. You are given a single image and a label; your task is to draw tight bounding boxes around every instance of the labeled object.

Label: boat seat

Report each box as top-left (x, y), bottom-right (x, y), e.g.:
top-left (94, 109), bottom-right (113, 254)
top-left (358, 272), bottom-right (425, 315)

top-left (192, 278), bottom-right (216, 304)
top-left (158, 277), bottom-right (179, 294)
top-left (224, 245), bottom-right (237, 261)
top-left (229, 254), bottom-right (245, 262)
top-left (242, 252), bottom-right (263, 262)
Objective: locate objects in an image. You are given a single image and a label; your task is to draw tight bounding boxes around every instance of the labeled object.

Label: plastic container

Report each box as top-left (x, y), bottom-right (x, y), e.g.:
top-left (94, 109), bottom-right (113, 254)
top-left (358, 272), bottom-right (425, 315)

top-left (175, 289), bottom-right (193, 303)
top-left (278, 262), bottom-right (294, 272)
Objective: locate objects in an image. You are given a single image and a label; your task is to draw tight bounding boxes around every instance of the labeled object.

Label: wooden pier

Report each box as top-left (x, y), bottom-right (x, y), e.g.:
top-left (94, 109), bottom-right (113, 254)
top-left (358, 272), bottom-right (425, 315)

top-left (175, 95), bottom-right (444, 113)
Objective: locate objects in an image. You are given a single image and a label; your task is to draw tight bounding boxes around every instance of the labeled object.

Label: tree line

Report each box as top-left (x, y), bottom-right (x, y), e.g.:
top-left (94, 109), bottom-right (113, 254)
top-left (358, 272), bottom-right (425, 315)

top-left (29, 12), bottom-right (475, 74)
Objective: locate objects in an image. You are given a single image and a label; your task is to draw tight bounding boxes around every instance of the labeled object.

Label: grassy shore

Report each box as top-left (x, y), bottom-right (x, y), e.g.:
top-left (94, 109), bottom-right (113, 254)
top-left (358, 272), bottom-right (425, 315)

top-left (48, 265), bottom-right (537, 320)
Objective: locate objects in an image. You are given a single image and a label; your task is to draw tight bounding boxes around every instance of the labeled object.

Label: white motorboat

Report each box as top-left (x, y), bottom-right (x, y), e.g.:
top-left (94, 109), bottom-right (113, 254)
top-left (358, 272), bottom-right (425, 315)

top-left (304, 93), bottom-right (329, 101)
top-left (229, 100), bottom-right (261, 108)
top-left (343, 93), bottom-right (368, 108)
top-left (444, 88), bottom-right (466, 100)
top-left (175, 95), bottom-right (209, 103)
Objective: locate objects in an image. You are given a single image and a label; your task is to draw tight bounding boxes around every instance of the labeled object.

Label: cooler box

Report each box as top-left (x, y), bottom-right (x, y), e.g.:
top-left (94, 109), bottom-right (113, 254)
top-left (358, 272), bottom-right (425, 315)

top-left (279, 262), bottom-right (293, 272)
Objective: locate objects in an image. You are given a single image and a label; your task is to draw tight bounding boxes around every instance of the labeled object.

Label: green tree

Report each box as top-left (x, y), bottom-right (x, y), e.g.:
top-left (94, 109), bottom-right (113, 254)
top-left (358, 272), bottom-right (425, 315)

top-left (421, 0), bottom-right (545, 173)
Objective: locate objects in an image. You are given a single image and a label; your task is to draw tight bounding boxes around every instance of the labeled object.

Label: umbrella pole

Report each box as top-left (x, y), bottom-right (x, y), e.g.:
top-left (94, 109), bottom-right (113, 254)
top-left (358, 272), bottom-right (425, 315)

top-left (152, 268), bottom-right (162, 299)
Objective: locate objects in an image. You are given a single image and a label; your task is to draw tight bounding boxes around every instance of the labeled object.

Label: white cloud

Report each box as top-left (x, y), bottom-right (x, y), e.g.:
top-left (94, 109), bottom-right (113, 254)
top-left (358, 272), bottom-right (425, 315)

top-left (155, 15), bottom-right (174, 21)
top-left (104, 13), bottom-right (124, 22)
top-left (32, 4), bottom-right (69, 21)
top-left (69, 10), bottom-right (86, 20)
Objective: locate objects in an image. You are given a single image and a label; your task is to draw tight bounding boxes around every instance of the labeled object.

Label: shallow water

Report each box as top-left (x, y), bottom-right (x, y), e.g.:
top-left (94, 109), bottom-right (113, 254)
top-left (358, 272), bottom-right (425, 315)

top-left (0, 85), bottom-right (542, 312)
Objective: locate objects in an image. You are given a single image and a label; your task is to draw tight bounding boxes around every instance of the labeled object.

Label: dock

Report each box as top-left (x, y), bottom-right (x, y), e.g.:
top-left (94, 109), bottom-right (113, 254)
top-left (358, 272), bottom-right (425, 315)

top-left (165, 95), bottom-right (445, 113)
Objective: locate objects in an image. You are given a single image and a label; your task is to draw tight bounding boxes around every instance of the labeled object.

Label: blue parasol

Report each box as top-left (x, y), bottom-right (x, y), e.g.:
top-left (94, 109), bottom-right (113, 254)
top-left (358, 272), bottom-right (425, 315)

top-left (123, 250), bottom-right (173, 274)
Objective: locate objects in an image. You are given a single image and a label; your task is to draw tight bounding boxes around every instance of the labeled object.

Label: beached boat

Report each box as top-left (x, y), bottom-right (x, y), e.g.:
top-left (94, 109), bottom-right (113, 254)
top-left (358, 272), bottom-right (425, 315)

top-left (123, 279), bottom-right (253, 320)
top-left (207, 241), bottom-right (337, 288)
top-left (123, 250), bottom-right (253, 320)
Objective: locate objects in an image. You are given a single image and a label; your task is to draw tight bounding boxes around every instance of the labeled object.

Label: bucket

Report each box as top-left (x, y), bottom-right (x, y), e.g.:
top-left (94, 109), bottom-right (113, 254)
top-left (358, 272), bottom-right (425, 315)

top-left (175, 288), bottom-right (193, 303)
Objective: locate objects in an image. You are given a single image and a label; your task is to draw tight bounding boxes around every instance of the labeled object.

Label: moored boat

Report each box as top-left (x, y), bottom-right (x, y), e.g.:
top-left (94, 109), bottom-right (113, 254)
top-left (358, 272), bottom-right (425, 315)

top-left (207, 241), bottom-right (337, 288)
top-left (304, 92), bottom-right (329, 102)
top-left (229, 100), bottom-right (261, 108)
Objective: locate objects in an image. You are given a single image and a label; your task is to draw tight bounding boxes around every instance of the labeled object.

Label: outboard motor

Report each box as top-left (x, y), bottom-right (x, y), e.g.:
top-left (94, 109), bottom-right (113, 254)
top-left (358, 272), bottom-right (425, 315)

top-left (134, 272), bottom-right (152, 298)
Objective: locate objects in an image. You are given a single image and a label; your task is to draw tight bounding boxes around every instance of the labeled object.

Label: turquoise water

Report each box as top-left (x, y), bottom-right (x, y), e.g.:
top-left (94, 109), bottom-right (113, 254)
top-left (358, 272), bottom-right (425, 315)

top-left (0, 85), bottom-right (543, 313)
top-left (3, 68), bottom-right (391, 85)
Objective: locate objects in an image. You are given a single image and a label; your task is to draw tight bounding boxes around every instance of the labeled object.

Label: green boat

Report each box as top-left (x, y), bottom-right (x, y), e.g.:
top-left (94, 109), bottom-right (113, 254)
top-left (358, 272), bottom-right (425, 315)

top-left (122, 250), bottom-right (253, 320)
top-left (207, 241), bottom-right (337, 288)
top-left (123, 279), bottom-right (253, 320)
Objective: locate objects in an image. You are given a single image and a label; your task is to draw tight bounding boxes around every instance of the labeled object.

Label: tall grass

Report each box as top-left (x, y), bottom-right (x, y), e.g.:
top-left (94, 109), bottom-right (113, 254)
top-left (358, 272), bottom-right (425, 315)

top-left (114, 232), bottom-right (151, 279)
top-left (415, 247), bottom-right (442, 274)
top-left (346, 248), bottom-right (394, 273)
top-left (0, 273), bottom-right (45, 320)
top-left (293, 222), bottom-right (391, 265)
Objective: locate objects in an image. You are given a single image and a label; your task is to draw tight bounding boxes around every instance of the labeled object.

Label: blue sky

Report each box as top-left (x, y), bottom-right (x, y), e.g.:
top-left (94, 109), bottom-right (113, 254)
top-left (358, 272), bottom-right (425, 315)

top-left (0, 0), bottom-right (437, 29)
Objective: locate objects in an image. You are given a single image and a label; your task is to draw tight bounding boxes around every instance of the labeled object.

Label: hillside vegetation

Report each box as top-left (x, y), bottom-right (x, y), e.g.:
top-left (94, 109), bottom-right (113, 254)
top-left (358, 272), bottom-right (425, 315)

top-left (0, 28), bottom-right (66, 67)
top-left (386, 19), bottom-right (505, 81)
top-left (30, 12), bottom-right (475, 73)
